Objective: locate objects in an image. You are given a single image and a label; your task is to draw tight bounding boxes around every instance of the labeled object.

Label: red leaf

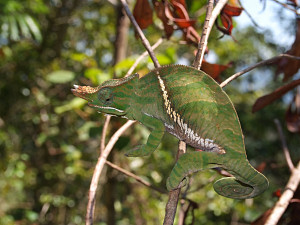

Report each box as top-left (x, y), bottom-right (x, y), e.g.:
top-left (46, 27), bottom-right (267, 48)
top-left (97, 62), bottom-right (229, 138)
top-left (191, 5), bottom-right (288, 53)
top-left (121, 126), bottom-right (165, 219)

top-left (201, 61), bottom-right (232, 81)
top-left (285, 90), bottom-right (300, 133)
top-left (256, 162), bottom-right (267, 173)
top-left (218, 3), bottom-right (243, 35)
top-left (252, 79), bottom-right (300, 112)
top-left (275, 20), bottom-right (300, 81)
top-left (222, 4), bottom-right (243, 17)
top-left (273, 189), bottom-right (282, 198)
top-left (153, 0), bottom-right (174, 38)
top-left (133, 0), bottom-right (153, 30)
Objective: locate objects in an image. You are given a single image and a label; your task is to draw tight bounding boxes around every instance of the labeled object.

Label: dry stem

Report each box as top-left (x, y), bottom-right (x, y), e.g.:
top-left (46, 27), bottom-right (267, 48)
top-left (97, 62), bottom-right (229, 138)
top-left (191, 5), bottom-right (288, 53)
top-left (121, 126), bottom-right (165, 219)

top-left (163, 141), bottom-right (186, 225)
top-left (125, 38), bottom-right (163, 77)
top-left (105, 160), bottom-right (166, 194)
top-left (274, 119), bottom-right (295, 172)
top-left (220, 54), bottom-right (300, 88)
top-left (120, 0), bottom-right (160, 68)
top-left (86, 120), bottom-right (135, 225)
top-left (265, 161), bottom-right (300, 225)
top-left (193, 0), bottom-right (228, 70)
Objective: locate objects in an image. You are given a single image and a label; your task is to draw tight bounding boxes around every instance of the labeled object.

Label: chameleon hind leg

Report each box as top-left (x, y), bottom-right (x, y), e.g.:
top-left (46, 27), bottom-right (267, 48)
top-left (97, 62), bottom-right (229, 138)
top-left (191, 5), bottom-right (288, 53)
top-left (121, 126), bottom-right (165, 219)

top-left (125, 113), bottom-right (165, 157)
top-left (166, 151), bottom-right (221, 190)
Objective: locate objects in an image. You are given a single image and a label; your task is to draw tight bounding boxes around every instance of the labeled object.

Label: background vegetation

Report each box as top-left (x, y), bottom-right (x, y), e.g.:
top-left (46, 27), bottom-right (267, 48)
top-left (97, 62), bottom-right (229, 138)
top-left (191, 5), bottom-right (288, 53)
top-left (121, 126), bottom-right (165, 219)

top-left (0, 0), bottom-right (299, 224)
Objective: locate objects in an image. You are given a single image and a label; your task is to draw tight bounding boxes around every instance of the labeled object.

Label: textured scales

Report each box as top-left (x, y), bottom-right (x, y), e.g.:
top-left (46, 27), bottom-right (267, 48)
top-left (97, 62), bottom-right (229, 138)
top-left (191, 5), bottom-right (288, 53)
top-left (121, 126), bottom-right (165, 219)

top-left (72, 65), bottom-right (269, 199)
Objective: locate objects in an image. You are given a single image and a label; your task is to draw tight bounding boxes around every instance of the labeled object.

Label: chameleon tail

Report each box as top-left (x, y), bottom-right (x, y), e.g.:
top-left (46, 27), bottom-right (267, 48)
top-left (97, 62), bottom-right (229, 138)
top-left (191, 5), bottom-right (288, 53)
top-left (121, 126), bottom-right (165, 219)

top-left (166, 152), bottom-right (268, 199)
top-left (213, 160), bottom-right (269, 199)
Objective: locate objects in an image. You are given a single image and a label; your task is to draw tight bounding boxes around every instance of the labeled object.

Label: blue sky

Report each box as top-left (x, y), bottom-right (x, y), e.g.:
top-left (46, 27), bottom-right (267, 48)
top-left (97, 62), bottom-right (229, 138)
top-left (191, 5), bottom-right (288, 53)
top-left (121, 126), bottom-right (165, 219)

top-left (236, 0), bottom-right (297, 47)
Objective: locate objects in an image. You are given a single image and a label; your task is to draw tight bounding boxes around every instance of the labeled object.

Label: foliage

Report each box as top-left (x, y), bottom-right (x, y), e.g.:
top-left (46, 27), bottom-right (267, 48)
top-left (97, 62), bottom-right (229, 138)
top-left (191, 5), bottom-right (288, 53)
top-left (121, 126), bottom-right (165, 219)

top-left (0, 0), bottom-right (299, 224)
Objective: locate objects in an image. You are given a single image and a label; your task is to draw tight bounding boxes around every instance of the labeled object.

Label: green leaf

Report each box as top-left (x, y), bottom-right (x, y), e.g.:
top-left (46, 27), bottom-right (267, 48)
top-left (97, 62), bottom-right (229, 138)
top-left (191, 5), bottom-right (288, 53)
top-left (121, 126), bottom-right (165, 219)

top-left (84, 68), bottom-right (110, 85)
top-left (54, 98), bottom-right (86, 114)
top-left (24, 15), bottom-right (42, 42)
top-left (46, 70), bottom-right (75, 84)
top-left (17, 14), bottom-right (31, 39)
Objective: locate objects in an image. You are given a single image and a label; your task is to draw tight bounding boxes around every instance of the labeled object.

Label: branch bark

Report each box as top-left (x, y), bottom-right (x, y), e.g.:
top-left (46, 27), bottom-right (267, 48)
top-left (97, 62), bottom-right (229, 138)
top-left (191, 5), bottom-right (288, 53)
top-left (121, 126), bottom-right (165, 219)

top-left (193, 0), bottom-right (228, 70)
top-left (274, 119), bottom-right (295, 172)
top-left (86, 120), bottom-right (135, 225)
top-left (220, 54), bottom-right (300, 88)
top-left (163, 141), bottom-right (186, 225)
top-left (193, 0), bottom-right (214, 69)
top-left (105, 160), bottom-right (166, 194)
top-left (265, 161), bottom-right (300, 225)
top-left (119, 0), bottom-right (160, 68)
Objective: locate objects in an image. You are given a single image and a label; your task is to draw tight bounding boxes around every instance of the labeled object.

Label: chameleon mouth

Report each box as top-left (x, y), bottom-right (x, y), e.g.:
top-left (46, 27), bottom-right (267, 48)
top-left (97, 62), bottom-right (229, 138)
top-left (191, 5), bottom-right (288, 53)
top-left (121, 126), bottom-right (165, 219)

top-left (87, 103), bottom-right (125, 113)
top-left (71, 84), bottom-right (98, 101)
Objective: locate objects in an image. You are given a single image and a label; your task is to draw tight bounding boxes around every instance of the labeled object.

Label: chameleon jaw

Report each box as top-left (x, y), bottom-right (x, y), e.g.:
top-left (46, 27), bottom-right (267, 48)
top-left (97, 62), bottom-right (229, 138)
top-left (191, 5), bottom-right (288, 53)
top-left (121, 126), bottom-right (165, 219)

top-left (71, 84), bottom-right (98, 101)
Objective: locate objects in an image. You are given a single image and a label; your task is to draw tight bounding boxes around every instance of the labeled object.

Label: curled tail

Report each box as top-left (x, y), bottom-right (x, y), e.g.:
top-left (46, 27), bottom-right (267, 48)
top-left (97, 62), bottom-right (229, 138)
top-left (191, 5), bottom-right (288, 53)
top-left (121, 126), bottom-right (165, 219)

top-left (166, 152), bottom-right (268, 199)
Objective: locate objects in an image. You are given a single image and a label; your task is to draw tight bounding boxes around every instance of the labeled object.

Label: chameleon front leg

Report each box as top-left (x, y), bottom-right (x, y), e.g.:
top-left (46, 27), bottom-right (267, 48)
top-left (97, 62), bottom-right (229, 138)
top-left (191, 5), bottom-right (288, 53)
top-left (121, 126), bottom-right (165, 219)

top-left (125, 114), bottom-right (165, 157)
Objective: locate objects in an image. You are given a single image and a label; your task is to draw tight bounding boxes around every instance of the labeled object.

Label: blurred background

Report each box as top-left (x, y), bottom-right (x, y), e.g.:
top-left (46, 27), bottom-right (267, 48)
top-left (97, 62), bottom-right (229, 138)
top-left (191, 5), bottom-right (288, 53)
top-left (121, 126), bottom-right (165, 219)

top-left (0, 0), bottom-right (299, 224)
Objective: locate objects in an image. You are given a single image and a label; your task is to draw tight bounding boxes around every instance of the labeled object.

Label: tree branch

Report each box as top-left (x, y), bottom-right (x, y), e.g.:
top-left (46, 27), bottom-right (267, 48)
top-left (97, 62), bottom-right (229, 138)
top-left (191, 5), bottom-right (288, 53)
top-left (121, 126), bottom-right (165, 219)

top-left (119, 0), bottom-right (160, 68)
top-left (86, 120), bottom-right (135, 225)
top-left (271, 0), bottom-right (300, 16)
top-left (163, 141), bottom-right (186, 225)
top-left (105, 160), bottom-right (166, 194)
top-left (274, 119), bottom-right (295, 172)
top-left (220, 54), bottom-right (300, 88)
top-left (125, 38), bottom-right (163, 77)
top-left (193, 0), bottom-right (214, 69)
top-left (193, 0), bottom-right (229, 70)
top-left (100, 116), bottom-right (111, 153)
top-left (265, 161), bottom-right (300, 225)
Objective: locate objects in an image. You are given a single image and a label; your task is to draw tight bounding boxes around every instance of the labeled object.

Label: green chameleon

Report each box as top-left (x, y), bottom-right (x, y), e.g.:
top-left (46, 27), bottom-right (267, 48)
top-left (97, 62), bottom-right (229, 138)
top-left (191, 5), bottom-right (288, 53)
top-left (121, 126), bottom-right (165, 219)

top-left (72, 65), bottom-right (268, 199)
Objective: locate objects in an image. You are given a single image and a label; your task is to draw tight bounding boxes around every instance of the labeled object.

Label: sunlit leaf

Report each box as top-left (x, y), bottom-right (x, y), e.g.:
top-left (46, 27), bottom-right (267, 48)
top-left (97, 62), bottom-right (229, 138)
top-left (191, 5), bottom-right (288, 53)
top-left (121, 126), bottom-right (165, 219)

top-left (54, 98), bottom-right (86, 114)
top-left (46, 70), bottom-right (75, 84)
top-left (24, 15), bottom-right (42, 42)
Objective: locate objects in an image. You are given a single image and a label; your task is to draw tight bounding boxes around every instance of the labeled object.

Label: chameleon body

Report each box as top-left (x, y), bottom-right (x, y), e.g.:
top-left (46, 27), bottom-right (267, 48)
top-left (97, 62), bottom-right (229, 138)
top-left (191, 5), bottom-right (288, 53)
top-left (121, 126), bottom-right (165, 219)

top-left (72, 65), bottom-right (268, 199)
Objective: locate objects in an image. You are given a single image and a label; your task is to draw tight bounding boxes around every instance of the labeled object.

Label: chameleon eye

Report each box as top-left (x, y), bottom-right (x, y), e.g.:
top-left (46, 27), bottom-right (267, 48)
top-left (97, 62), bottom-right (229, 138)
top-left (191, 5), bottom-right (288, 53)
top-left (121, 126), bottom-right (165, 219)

top-left (98, 87), bottom-right (113, 105)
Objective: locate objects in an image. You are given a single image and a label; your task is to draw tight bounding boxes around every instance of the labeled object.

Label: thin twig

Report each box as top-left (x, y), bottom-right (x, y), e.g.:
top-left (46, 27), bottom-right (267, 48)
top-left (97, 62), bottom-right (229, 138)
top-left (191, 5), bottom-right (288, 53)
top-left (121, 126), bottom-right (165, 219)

top-left (86, 120), bottom-right (135, 225)
top-left (220, 54), bottom-right (300, 88)
top-left (193, 0), bottom-right (229, 70)
top-left (100, 116), bottom-right (111, 153)
top-left (193, 0), bottom-right (214, 69)
top-left (105, 160), bottom-right (166, 194)
top-left (274, 119), bottom-right (295, 172)
top-left (119, 0), bottom-right (160, 68)
top-left (125, 38), bottom-right (163, 77)
top-left (238, 0), bottom-right (262, 28)
top-left (163, 141), bottom-right (186, 225)
top-left (271, 0), bottom-right (300, 16)
top-left (265, 161), bottom-right (300, 225)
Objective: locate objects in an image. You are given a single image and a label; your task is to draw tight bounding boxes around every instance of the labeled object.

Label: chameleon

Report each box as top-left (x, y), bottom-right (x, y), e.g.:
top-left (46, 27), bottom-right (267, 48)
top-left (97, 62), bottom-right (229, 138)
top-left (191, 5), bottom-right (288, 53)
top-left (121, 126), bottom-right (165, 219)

top-left (72, 65), bottom-right (268, 199)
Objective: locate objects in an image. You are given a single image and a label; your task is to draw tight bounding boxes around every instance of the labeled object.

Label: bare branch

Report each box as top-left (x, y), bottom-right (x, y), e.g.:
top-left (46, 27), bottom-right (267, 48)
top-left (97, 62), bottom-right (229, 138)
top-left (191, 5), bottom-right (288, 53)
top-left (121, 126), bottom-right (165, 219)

top-left (100, 116), bottom-right (111, 153)
top-left (193, 0), bottom-right (214, 69)
top-left (105, 160), bottom-right (166, 194)
top-left (220, 54), bottom-right (300, 88)
top-left (265, 161), bottom-right (300, 225)
top-left (193, 0), bottom-right (229, 70)
top-left (271, 0), bottom-right (300, 16)
top-left (125, 38), bottom-right (163, 77)
top-left (86, 120), bottom-right (135, 225)
top-left (274, 119), bottom-right (295, 172)
top-left (163, 141), bottom-right (186, 225)
top-left (119, 0), bottom-right (160, 68)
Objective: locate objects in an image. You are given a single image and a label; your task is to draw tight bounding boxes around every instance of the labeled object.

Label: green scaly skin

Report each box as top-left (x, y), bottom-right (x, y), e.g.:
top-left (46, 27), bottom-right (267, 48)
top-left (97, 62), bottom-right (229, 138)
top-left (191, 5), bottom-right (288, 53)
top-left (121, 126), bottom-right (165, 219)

top-left (72, 65), bottom-right (269, 199)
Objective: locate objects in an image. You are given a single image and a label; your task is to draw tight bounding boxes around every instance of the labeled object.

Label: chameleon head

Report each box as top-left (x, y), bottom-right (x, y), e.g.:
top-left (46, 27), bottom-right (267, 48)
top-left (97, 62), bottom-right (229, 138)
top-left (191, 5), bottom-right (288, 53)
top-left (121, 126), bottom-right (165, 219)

top-left (71, 84), bottom-right (128, 116)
